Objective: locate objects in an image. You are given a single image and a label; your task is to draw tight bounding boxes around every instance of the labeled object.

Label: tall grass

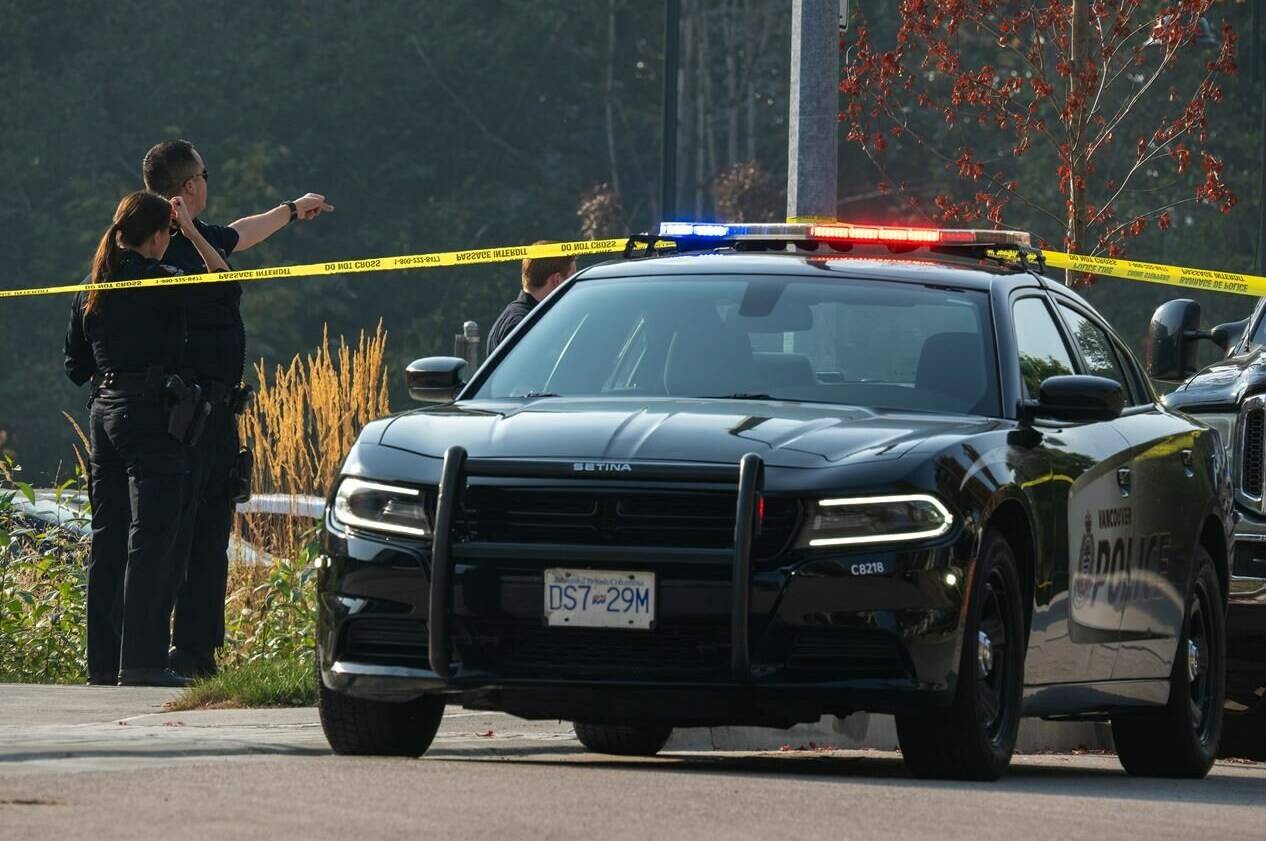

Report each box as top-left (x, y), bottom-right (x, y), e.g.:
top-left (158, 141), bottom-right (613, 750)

top-left (236, 321), bottom-right (390, 560)
top-left (223, 322), bottom-right (391, 670)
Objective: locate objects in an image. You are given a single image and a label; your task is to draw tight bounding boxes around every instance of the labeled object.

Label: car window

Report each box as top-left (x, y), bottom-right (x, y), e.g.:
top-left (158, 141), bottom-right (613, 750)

top-left (477, 275), bottom-right (1000, 415)
top-left (1058, 305), bottom-right (1136, 405)
top-left (1013, 297), bottom-right (1075, 399)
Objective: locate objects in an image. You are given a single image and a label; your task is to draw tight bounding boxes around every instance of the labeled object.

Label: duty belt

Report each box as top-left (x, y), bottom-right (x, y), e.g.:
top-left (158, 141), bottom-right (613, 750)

top-left (94, 370), bottom-right (164, 395)
top-left (201, 380), bottom-right (233, 404)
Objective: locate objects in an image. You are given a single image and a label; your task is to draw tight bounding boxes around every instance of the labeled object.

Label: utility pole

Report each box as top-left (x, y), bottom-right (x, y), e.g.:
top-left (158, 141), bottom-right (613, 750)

top-left (1068, 0), bottom-right (1090, 283)
top-left (786, 0), bottom-right (839, 222)
top-left (661, 0), bottom-right (681, 223)
top-left (1256, 1), bottom-right (1266, 274)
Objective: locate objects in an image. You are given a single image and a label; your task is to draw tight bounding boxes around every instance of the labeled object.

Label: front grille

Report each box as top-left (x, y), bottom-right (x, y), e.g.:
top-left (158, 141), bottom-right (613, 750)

top-left (457, 487), bottom-right (800, 561)
top-left (1243, 409), bottom-right (1264, 498)
top-left (342, 618), bottom-right (429, 669)
top-left (459, 619), bottom-right (730, 679)
top-left (786, 629), bottom-right (909, 679)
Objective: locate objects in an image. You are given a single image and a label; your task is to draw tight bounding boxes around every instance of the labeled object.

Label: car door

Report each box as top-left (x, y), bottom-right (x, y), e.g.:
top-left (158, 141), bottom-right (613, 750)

top-left (1056, 301), bottom-right (1195, 681)
top-left (1011, 294), bottom-right (1130, 685)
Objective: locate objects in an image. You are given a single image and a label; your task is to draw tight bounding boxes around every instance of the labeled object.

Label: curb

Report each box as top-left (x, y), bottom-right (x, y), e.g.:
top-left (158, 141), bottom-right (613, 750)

top-left (668, 713), bottom-right (1114, 752)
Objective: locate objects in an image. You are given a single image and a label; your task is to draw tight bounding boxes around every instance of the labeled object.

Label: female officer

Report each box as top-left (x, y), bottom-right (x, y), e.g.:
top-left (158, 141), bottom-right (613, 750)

top-left (80, 190), bottom-right (228, 686)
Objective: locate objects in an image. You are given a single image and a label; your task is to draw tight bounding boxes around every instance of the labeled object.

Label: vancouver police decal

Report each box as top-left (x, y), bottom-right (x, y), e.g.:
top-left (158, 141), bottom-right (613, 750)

top-left (1068, 472), bottom-right (1172, 644)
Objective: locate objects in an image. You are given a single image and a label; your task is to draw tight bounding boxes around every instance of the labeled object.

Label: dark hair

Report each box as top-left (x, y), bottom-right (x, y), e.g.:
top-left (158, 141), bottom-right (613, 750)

top-left (521, 242), bottom-right (576, 291)
top-left (85, 191), bottom-right (172, 316)
top-left (142, 139), bottom-right (200, 197)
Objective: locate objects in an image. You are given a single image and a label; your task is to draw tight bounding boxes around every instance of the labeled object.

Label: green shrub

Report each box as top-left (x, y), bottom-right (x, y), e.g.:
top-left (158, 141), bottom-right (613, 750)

top-left (220, 533), bottom-right (320, 668)
top-left (0, 479), bottom-right (89, 684)
top-left (0, 460), bottom-right (319, 687)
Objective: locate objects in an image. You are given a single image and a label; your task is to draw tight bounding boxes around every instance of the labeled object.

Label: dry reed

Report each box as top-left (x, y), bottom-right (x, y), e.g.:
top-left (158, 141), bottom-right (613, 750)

top-left (219, 322), bottom-right (391, 665)
top-left (235, 321), bottom-right (391, 560)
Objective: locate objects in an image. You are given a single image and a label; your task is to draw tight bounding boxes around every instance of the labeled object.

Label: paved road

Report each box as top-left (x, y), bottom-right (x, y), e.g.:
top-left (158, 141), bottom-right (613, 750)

top-left (1, 684), bottom-right (1263, 841)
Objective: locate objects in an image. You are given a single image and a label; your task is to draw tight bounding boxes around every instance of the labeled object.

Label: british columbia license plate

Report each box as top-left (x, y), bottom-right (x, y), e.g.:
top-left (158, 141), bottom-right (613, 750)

top-left (543, 568), bottom-right (655, 629)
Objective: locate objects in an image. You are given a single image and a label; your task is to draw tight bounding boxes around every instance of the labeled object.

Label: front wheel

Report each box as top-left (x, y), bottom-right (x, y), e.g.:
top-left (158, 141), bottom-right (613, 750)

top-left (317, 663), bottom-right (445, 757)
top-left (573, 722), bottom-right (673, 756)
top-left (896, 529), bottom-right (1025, 781)
top-left (1112, 547), bottom-right (1225, 778)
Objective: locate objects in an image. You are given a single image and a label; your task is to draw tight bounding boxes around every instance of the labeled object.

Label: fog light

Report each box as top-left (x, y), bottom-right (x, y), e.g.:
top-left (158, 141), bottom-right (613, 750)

top-left (945, 572), bottom-right (958, 587)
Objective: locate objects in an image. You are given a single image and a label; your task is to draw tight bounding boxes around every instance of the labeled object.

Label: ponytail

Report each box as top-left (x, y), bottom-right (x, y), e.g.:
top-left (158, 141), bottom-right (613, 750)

top-left (82, 191), bottom-right (173, 317)
top-left (85, 223), bottom-right (123, 317)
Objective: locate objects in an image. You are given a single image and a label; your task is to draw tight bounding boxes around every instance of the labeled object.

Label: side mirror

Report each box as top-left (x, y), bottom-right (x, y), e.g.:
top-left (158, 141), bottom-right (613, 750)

top-left (406, 357), bottom-right (467, 404)
top-left (1031, 375), bottom-right (1124, 423)
top-left (1210, 318), bottom-right (1249, 356)
top-left (1146, 299), bottom-right (1201, 382)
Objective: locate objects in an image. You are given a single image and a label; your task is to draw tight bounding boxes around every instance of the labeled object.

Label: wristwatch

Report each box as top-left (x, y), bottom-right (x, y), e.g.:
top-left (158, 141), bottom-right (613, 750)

top-left (285, 200), bottom-right (298, 223)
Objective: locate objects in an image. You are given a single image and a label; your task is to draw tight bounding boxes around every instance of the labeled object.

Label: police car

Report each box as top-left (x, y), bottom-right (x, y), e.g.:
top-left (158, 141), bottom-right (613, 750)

top-left (316, 222), bottom-right (1231, 780)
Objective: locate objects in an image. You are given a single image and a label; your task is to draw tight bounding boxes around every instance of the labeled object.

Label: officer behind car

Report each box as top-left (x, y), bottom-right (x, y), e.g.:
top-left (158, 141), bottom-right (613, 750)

top-left (140, 139), bottom-right (333, 678)
top-left (65, 190), bottom-right (229, 687)
top-left (487, 244), bottom-right (575, 353)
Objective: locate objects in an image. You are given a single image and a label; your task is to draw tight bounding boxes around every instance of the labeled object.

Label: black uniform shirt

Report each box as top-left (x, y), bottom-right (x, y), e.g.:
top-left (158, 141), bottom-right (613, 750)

top-left (64, 286), bottom-right (96, 386)
top-left (78, 251), bottom-right (191, 378)
top-left (488, 291), bottom-right (539, 353)
top-left (161, 219), bottom-right (243, 383)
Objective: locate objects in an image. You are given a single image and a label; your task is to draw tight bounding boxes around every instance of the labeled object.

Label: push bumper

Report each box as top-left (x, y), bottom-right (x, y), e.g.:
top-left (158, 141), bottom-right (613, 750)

top-left (317, 449), bottom-right (967, 725)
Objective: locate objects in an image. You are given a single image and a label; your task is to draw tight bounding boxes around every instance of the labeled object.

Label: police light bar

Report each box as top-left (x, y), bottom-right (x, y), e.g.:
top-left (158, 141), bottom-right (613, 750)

top-left (655, 221), bottom-right (1032, 248)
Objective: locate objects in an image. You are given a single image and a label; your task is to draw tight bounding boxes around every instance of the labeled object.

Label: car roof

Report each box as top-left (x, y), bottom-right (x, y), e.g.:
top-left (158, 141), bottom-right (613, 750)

top-left (579, 249), bottom-right (1047, 292)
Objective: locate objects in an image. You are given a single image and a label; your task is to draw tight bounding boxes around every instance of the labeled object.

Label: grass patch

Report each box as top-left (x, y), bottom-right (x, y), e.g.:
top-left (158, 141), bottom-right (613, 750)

top-left (166, 658), bottom-right (316, 711)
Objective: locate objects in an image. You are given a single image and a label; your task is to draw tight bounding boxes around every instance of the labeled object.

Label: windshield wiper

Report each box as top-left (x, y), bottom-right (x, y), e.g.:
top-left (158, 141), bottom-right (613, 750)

top-left (694, 393), bottom-right (779, 401)
top-left (518, 391), bottom-right (562, 399)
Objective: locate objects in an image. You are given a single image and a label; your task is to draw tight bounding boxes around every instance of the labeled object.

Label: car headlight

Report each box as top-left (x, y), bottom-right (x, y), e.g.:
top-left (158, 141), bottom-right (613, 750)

top-left (798, 494), bottom-right (953, 548)
top-left (331, 477), bottom-right (432, 538)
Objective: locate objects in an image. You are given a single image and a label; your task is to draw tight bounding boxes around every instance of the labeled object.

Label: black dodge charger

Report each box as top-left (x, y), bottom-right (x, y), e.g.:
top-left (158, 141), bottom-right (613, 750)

top-left (316, 222), bottom-right (1232, 780)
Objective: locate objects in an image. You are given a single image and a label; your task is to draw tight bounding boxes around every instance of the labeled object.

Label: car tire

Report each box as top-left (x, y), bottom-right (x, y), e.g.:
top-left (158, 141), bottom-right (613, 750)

top-left (1112, 546), bottom-right (1225, 778)
top-left (317, 662), bottom-right (445, 757)
top-left (895, 529), bottom-right (1025, 781)
top-left (573, 722), bottom-right (673, 756)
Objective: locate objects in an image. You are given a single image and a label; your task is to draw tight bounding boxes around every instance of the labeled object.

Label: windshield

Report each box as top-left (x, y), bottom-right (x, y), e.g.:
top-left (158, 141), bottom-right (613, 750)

top-left (475, 274), bottom-right (999, 416)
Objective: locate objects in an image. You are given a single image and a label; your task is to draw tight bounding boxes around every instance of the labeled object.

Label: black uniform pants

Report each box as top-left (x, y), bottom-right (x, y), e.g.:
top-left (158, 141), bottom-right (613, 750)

top-left (87, 394), bottom-right (188, 677)
top-left (171, 403), bottom-right (237, 656)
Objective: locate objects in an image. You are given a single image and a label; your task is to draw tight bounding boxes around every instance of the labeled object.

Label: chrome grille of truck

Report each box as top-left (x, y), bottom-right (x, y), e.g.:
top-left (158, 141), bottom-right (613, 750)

top-left (1242, 408), bottom-right (1264, 498)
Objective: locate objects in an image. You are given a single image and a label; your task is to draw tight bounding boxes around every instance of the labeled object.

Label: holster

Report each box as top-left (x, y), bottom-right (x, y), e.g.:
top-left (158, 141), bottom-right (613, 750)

top-left (229, 383), bottom-right (255, 416)
top-left (161, 375), bottom-right (212, 447)
top-left (229, 447), bottom-right (254, 504)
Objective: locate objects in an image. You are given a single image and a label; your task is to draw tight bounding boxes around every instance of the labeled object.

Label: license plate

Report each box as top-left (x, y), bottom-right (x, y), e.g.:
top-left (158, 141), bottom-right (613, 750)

top-left (543, 568), bottom-right (655, 629)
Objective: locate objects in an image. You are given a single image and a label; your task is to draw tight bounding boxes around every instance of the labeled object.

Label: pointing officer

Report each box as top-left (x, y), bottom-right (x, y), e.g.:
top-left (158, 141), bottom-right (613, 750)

top-left (66, 190), bottom-right (228, 686)
top-left (140, 139), bottom-right (333, 678)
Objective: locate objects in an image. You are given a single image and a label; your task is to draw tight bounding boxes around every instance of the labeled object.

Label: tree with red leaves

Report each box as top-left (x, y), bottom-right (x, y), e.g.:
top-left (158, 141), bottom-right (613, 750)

top-left (841, 1), bottom-right (1240, 283)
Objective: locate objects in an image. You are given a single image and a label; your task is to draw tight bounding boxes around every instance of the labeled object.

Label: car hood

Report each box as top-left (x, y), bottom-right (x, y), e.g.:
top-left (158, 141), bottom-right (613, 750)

top-left (1164, 347), bottom-right (1266, 412)
top-left (376, 398), bottom-right (994, 469)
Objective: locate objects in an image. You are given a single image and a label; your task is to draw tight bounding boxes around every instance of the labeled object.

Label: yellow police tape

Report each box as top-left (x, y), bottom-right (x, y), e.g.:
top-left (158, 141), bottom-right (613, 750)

top-left (3, 235), bottom-right (1266, 301)
top-left (0, 238), bottom-right (630, 300)
top-left (1042, 250), bottom-right (1266, 298)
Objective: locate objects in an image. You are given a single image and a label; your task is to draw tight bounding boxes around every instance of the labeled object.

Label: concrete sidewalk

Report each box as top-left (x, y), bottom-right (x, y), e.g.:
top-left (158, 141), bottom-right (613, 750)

top-left (0, 683), bottom-right (586, 777)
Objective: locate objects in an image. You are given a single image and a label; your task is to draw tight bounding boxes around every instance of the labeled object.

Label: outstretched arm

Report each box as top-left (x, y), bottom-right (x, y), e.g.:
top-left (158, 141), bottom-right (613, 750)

top-left (229, 193), bottom-right (334, 252)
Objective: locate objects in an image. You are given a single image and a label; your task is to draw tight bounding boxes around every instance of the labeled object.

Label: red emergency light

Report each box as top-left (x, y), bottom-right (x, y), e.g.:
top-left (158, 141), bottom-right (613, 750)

top-left (809, 224), bottom-right (1018, 246)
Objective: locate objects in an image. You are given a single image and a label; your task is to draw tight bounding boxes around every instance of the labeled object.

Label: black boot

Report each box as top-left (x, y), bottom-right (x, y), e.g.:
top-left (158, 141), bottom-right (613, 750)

top-left (168, 647), bottom-right (218, 679)
top-left (117, 668), bottom-right (194, 687)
